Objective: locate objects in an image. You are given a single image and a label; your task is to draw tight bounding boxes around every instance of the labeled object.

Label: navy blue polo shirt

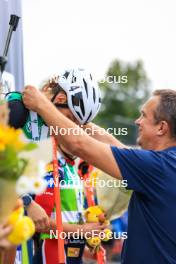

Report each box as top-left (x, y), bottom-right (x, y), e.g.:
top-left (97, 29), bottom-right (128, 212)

top-left (111, 146), bottom-right (176, 264)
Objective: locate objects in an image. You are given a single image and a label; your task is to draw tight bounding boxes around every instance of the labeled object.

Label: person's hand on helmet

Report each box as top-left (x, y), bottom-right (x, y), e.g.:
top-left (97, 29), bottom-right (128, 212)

top-left (23, 85), bottom-right (49, 112)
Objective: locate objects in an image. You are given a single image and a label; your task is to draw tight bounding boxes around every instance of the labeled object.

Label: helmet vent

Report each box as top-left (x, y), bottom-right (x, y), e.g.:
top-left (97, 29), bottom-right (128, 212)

top-left (71, 92), bottom-right (85, 116)
top-left (72, 76), bottom-right (76, 83)
top-left (93, 87), bottom-right (96, 103)
top-left (76, 111), bottom-right (82, 120)
top-left (80, 98), bottom-right (85, 116)
top-left (72, 95), bottom-right (79, 106)
top-left (83, 79), bottom-right (88, 96)
top-left (85, 111), bottom-right (92, 123)
top-left (63, 71), bottom-right (69, 79)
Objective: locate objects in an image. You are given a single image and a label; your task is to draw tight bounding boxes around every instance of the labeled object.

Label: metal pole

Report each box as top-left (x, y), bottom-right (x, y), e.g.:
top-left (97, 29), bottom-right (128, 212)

top-left (0, 14), bottom-right (20, 97)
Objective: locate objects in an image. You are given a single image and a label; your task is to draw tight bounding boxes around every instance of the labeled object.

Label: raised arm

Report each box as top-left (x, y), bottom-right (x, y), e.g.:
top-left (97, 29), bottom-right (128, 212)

top-left (23, 86), bottom-right (123, 180)
top-left (83, 122), bottom-right (127, 148)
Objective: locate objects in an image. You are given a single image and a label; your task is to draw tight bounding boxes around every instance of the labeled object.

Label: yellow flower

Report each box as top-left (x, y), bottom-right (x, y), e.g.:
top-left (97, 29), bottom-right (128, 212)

top-left (0, 125), bottom-right (25, 151)
top-left (0, 142), bottom-right (5, 151)
top-left (0, 127), bottom-right (8, 150)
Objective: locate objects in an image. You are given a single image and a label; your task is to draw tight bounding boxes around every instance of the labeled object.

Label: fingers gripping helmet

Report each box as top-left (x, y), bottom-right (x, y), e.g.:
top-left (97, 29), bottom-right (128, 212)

top-left (58, 68), bottom-right (101, 124)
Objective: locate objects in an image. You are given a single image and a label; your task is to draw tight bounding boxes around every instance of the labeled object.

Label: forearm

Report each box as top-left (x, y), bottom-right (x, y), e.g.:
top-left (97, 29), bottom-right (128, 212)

top-left (37, 99), bottom-right (89, 155)
top-left (45, 219), bottom-right (82, 234)
top-left (37, 101), bottom-right (126, 152)
top-left (63, 223), bottom-right (83, 233)
top-left (45, 220), bottom-right (104, 239)
top-left (84, 123), bottom-right (126, 148)
top-left (36, 100), bottom-right (123, 179)
top-left (23, 88), bottom-right (123, 179)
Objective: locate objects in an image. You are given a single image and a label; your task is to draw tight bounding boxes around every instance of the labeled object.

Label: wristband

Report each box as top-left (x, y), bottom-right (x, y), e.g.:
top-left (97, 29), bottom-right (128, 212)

top-left (21, 194), bottom-right (33, 208)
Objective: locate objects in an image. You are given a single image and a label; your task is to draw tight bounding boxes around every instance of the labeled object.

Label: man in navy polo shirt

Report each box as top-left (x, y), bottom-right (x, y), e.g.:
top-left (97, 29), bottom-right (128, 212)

top-left (23, 87), bottom-right (176, 264)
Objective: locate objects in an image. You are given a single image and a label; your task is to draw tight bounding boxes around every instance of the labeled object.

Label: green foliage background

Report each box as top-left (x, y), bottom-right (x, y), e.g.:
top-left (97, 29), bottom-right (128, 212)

top-left (95, 59), bottom-right (151, 145)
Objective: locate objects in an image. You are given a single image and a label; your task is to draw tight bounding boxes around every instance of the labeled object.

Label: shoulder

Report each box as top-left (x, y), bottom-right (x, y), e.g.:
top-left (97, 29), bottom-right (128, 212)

top-left (111, 147), bottom-right (160, 162)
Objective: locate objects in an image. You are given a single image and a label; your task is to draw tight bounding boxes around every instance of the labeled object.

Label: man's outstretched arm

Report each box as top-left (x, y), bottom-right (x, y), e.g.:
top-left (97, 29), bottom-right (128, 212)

top-left (23, 86), bottom-right (123, 180)
top-left (83, 122), bottom-right (127, 147)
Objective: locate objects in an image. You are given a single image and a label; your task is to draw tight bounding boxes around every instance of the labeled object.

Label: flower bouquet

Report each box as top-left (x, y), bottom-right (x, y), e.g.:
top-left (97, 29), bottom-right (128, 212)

top-left (0, 101), bottom-right (53, 251)
top-left (0, 102), bottom-right (36, 223)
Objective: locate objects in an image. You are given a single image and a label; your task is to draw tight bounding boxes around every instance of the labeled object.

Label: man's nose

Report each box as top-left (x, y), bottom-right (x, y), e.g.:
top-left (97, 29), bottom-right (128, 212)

top-left (135, 117), bottom-right (140, 125)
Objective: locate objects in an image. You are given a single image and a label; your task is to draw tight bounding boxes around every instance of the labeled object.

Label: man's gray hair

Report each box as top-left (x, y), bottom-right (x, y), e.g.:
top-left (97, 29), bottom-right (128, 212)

top-left (153, 89), bottom-right (176, 139)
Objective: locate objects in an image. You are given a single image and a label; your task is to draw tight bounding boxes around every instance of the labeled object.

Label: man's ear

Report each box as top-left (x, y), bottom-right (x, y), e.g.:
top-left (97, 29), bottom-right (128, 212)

top-left (54, 92), bottom-right (67, 104)
top-left (157, 121), bottom-right (169, 136)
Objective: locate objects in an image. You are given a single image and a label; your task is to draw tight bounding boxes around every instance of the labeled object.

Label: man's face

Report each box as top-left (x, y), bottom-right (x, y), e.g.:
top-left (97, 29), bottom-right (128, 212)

top-left (42, 86), bottom-right (79, 124)
top-left (135, 96), bottom-right (161, 150)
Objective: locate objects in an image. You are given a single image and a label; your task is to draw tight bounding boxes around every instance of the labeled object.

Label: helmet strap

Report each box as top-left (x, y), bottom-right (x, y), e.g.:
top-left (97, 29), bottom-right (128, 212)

top-left (54, 103), bottom-right (68, 108)
top-left (51, 92), bottom-right (58, 103)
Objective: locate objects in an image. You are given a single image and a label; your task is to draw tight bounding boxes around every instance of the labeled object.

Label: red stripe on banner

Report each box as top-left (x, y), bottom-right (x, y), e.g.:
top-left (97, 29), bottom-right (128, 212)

top-left (52, 137), bottom-right (65, 264)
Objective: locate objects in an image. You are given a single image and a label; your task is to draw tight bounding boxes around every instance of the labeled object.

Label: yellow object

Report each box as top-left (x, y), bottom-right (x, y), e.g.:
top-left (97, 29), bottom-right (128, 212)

top-left (8, 216), bottom-right (35, 245)
top-left (101, 229), bottom-right (113, 242)
top-left (89, 170), bottom-right (101, 187)
top-left (0, 125), bottom-right (25, 151)
top-left (84, 205), bottom-right (104, 223)
top-left (84, 205), bottom-right (112, 249)
top-left (67, 247), bottom-right (80, 257)
top-left (46, 162), bottom-right (53, 172)
top-left (86, 237), bottom-right (101, 247)
top-left (7, 207), bottom-right (35, 245)
top-left (8, 207), bottom-right (24, 225)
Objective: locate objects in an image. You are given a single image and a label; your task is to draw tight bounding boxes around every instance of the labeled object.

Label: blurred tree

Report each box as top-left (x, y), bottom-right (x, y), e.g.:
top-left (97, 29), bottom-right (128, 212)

top-left (95, 59), bottom-right (151, 145)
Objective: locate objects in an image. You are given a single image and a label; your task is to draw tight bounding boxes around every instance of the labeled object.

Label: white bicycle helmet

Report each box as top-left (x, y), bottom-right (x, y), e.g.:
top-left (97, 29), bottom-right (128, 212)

top-left (57, 68), bottom-right (101, 124)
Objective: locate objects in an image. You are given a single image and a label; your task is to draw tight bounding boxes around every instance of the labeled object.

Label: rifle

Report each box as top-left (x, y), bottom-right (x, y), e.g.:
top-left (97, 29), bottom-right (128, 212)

top-left (0, 14), bottom-right (20, 96)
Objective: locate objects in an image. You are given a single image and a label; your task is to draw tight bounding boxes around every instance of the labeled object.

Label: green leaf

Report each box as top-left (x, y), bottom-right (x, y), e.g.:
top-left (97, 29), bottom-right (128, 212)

top-left (22, 143), bottom-right (37, 151)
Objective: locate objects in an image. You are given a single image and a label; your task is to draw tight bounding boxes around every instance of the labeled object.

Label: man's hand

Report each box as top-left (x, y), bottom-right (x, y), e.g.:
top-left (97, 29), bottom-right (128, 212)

top-left (82, 222), bottom-right (108, 238)
top-left (26, 201), bottom-right (50, 232)
top-left (23, 85), bottom-right (48, 112)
